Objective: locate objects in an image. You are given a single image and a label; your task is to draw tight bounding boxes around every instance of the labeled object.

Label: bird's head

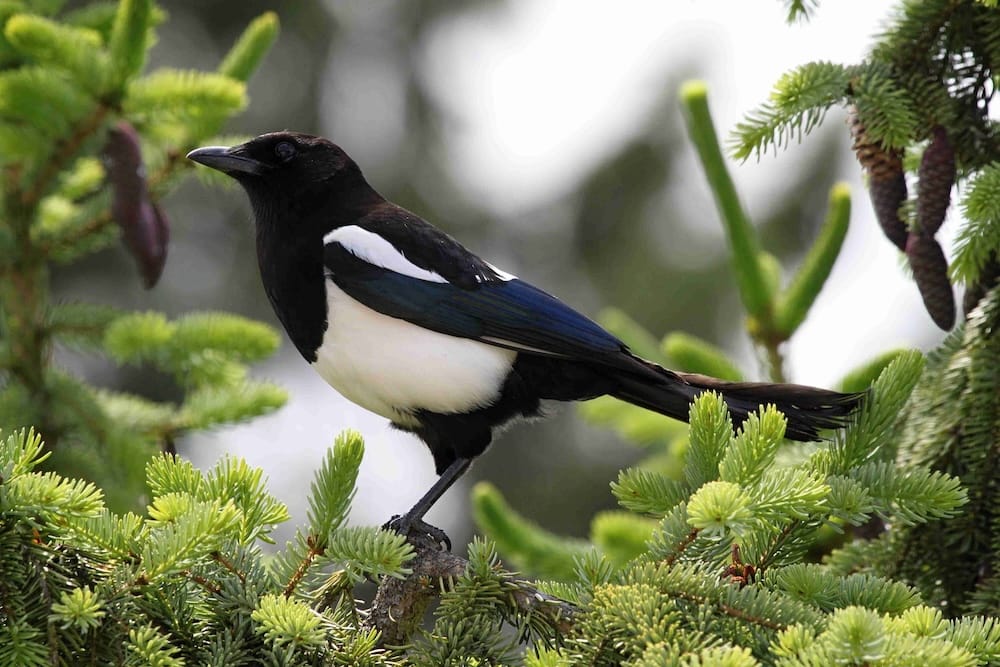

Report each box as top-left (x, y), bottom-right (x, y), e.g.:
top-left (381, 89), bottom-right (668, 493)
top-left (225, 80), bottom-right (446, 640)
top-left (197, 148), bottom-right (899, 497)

top-left (187, 131), bottom-right (368, 204)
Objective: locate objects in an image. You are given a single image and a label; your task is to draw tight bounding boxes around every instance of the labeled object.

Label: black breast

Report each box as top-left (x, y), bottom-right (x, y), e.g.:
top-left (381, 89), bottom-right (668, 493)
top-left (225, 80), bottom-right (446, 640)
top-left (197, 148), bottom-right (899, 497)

top-left (255, 218), bottom-right (328, 362)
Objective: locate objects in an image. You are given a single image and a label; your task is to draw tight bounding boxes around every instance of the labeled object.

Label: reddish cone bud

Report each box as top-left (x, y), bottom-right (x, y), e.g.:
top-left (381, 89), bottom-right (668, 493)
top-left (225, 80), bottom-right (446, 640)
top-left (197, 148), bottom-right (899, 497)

top-left (916, 126), bottom-right (955, 235)
top-left (906, 232), bottom-right (955, 330)
top-left (102, 121), bottom-right (169, 288)
top-left (133, 199), bottom-right (170, 288)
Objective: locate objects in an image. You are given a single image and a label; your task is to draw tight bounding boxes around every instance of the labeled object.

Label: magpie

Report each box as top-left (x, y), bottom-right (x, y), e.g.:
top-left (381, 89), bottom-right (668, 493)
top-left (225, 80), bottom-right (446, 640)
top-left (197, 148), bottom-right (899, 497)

top-left (187, 132), bottom-right (861, 541)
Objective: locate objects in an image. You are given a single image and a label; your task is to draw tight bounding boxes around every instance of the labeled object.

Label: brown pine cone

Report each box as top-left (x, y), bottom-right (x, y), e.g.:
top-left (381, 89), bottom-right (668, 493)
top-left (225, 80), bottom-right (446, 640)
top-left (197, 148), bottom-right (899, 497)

top-left (870, 171), bottom-right (908, 251)
top-left (916, 126), bottom-right (955, 236)
top-left (849, 107), bottom-right (908, 250)
top-left (849, 108), bottom-right (903, 178)
top-left (906, 232), bottom-right (955, 330)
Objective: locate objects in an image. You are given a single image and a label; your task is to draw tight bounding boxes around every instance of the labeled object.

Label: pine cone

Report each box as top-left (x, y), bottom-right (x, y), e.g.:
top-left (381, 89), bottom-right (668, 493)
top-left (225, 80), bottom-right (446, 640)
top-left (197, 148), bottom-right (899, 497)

top-left (963, 255), bottom-right (1000, 316)
top-left (916, 126), bottom-right (955, 235)
top-left (869, 170), bottom-right (908, 251)
top-left (849, 108), bottom-right (908, 250)
top-left (849, 107), bottom-right (903, 178)
top-left (906, 232), bottom-right (955, 330)
top-left (102, 121), bottom-right (169, 288)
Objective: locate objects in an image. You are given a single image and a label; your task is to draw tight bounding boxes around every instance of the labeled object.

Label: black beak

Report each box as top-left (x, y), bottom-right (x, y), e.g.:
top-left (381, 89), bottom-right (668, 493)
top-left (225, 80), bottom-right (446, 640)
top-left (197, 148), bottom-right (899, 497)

top-left (186, 145), bottom-right (265, 175)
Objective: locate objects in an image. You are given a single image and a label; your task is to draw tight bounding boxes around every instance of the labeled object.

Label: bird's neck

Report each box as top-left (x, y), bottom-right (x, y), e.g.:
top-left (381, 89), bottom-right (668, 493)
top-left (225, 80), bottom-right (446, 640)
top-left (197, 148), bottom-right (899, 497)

top-left (249, 171), bottom-right (385, 363)
top-left (320, 166), bottom-right (385, 226)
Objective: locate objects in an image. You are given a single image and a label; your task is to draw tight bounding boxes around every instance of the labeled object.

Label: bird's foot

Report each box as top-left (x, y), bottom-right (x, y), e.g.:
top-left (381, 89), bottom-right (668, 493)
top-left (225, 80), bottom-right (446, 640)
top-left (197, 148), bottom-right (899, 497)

top-left (383, 514), bottom-right (451, 551)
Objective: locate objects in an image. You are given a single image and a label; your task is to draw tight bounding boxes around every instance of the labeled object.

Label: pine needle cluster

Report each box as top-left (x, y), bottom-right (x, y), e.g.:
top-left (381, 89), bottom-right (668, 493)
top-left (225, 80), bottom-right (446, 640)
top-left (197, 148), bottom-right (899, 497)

top-left (0, 0), bottom-right (285, 509)
top-left (0, 428), bottom-right (419, 665)
top-left (842, 287), bottom-right (1000, 615)
top-left (478, 354), bottom-right (1000, 664)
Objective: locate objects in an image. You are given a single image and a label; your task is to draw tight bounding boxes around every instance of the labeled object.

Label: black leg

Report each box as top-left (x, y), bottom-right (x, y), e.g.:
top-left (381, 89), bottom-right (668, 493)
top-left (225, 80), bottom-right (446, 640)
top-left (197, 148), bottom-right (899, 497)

top-left (384, 457), bottom-right (472, 549)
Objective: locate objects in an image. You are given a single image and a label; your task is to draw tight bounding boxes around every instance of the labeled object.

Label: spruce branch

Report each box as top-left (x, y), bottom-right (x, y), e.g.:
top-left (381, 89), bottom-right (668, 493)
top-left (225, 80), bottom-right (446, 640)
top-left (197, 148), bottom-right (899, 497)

top-left (368, 530), bottom-right (579, 647)
top-left (472, 481), bottom-right (591, 581)
top-left (773, 182), bottom-right (851, 336)
top-left (732, 61), bottom-right (852, 160)
top-left (218, 11), bottom-right (279, 83)
top-left (782, 0), bottom-right (819, 23)
top-left (662, 527), bottom-right (701, 568)
top-left (107, 0), bottom-right (150, 84)
top-left (836, 349), bottom-right (908, 393)
top-left (954, 164), bottom-right (1000, 284)
top-left (681, 81), bottom-right (772, 323)
top-left (681, 81), bottom-right (852, 380)
top-left (19, 100), bottom-right (110, 209)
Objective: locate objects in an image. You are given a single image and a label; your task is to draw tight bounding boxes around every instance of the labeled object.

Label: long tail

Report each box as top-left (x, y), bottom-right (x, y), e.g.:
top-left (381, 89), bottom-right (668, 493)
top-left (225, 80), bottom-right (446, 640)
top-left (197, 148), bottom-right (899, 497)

top-left (611, 363), bottom-right (862, 442)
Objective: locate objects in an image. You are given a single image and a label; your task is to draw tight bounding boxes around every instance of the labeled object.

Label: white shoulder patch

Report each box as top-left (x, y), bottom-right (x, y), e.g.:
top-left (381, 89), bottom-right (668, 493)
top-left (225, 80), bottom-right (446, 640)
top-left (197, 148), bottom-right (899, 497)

top-left (486, 262), bottom-right (517, 281)
top-left (324, 225), bottom-right (448, 284)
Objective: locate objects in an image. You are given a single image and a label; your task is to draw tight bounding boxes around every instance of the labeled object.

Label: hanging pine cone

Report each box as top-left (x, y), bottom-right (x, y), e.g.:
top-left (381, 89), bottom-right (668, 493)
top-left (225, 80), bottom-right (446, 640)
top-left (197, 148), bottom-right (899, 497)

top-left (102, 121), bottom-right (170, 288)
top-left (849, 107), bottom-right (908, 250)
top-left (869, 171), bottom-right (908, 251)
top-left (906, 231), bottom-right (955, 330)
top-left (916, 126), bottom-right (955, 236)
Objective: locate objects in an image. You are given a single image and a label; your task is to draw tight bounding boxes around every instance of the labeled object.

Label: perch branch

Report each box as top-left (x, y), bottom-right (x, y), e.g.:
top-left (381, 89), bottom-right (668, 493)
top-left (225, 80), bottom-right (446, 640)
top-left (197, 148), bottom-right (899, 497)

top-left (367, 528), bottom-right (579, 647)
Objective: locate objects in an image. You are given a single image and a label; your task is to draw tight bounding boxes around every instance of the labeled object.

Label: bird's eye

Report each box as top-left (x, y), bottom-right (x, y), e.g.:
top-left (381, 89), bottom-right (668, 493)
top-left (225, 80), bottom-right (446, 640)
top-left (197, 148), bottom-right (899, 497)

top-left (274, 141), bottom-right (296, 161)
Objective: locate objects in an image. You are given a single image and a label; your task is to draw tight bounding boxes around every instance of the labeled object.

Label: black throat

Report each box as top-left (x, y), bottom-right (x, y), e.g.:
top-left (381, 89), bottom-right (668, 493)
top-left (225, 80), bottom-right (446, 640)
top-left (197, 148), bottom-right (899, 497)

top-left (244, 168), bottom-right (383, 362)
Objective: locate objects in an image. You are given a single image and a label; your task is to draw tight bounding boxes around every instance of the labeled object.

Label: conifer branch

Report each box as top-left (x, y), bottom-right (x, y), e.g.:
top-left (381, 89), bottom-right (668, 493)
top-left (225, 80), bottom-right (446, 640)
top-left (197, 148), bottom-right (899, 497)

top-left (668, 586), bottom-right (787, 631)
top-left (282, 535), bottom-right (324, 598)
top-left (210, 551), bottom-right (245, 584)
top-left (663, 527), bottom-right (701, 568)
top-left (20, 102), bottom-right (110, 208)
top-left (681, 81), bottom-right (772, 323)
top-left (757, 519), bottom-right (800, 575)
top-left (369, 530), bottom-right (579, 646)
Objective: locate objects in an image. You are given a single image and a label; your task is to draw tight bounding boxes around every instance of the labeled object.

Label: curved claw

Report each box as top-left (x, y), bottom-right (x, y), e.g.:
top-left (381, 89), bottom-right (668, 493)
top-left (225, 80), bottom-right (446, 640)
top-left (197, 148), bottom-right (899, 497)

top-left (383, 514), bottom-right (452, 551)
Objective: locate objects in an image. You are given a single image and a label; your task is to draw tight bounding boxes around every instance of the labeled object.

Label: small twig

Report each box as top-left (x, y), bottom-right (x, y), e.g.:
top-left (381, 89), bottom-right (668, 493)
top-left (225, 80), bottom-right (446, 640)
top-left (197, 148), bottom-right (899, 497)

top-left (211, 551), bottom-right (246, 584)
top-left (663, 528), bottom-right (701, 568)
top-left (756, 521), bottom-right (799, 577)
top-left (283, 535), bottom-right (324, 597)
top-left (183, 569), bottom-right (221, 594)
top-left (668, 588), bottom-right (786, 631)
top-left (763, 340), bottom-right (787, 384)
top-left (21, 105), bottom-right (111, 208)
top-left (367, 528), bottom-right (579, 647)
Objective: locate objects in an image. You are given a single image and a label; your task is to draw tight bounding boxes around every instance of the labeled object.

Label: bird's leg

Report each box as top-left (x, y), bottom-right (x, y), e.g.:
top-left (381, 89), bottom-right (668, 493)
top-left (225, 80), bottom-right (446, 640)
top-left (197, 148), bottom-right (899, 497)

top-left (384, 457), bottom-right (472, 550)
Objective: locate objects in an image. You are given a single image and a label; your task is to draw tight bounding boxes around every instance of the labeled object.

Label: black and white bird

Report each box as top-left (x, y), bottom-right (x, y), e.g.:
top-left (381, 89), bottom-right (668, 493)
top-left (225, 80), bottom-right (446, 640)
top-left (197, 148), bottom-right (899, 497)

top-left (187, 132), bottom-right (861, 540)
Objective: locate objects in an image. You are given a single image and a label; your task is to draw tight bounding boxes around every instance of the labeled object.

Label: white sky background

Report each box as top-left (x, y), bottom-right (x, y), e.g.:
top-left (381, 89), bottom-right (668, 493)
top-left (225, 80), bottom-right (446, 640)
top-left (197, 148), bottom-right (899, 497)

top-left (187, 0), bottom-right (949, 534)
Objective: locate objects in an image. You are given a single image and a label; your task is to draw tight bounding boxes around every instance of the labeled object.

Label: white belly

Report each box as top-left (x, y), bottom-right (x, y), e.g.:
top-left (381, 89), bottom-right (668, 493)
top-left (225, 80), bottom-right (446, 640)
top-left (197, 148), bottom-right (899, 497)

top-left (312, 283), bottom-right (518, 426)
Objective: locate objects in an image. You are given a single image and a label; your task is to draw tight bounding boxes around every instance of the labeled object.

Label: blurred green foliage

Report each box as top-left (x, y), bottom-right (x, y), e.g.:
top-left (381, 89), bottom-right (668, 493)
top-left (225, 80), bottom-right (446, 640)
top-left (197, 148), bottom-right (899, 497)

top-left (0, 0), bottom-right (283, 509)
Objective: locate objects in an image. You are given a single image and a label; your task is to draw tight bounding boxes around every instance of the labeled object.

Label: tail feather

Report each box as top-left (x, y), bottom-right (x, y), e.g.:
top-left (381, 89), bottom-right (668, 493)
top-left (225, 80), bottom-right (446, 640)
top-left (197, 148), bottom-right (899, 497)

top-left (611, 366), bottom-right (862, 442)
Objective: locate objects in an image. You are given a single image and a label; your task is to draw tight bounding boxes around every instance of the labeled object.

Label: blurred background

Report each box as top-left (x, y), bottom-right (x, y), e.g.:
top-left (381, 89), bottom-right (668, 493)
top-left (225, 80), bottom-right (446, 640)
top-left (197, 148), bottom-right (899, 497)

top-left (55, 0), bottom-right (947, 544)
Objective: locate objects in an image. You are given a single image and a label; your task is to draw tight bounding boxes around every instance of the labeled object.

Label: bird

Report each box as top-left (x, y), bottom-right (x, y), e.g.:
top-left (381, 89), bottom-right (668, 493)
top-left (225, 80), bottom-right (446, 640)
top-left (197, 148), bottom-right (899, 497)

top-left (187, 131), bottom-right (862, 543)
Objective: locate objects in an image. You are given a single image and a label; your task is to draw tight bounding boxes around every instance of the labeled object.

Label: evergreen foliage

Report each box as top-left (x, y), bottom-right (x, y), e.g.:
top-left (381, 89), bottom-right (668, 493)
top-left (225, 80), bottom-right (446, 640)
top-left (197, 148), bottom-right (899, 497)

top-left (0, 0), bottom-right (284, 510)
top-left (835, 287), bottom-right (1000, 615)
top-left (0, 428), bottom-right (417, 665)
top-left (474, 353), bottom-right (990, 664)
top-left (5, 0), bottom-right (1000, 664)
top-left (734, 0), bottom-right (1000, 323)
top-left (473, 2), bottom-right (1000, 660)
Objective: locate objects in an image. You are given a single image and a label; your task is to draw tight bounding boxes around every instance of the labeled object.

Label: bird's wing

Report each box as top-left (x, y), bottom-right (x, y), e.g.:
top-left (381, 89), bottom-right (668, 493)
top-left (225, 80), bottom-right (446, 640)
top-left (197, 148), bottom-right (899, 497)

top-left (322, 225), bottom-right (625, 361)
